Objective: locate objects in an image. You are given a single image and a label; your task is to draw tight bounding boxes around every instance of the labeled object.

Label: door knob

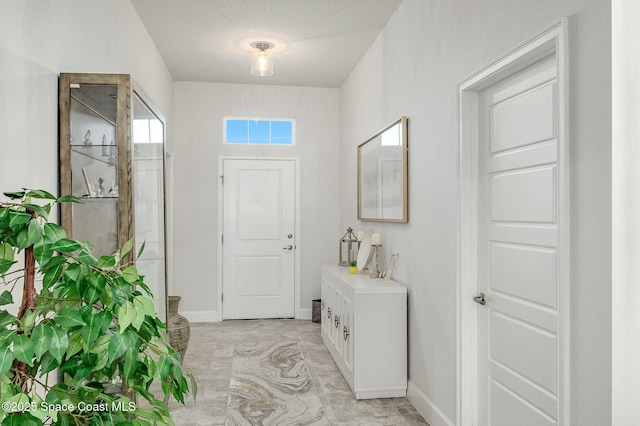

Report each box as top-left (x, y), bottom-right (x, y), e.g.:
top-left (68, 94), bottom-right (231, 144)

top-left (283, 245), bottom-right (293, 250)
top-left (473, 293), bottom-right (486, 305)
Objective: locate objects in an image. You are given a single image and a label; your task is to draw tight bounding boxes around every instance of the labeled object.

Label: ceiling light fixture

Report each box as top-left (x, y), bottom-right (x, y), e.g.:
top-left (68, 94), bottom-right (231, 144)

top-left (251, 42), bottom-right (274, 77)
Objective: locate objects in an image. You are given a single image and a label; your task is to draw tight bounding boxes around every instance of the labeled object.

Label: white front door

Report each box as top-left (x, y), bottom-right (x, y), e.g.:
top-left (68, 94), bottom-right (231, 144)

top-left (222, 158), bottom-right (296, 319)
top-left (476, 52), bottom-right (563, 425)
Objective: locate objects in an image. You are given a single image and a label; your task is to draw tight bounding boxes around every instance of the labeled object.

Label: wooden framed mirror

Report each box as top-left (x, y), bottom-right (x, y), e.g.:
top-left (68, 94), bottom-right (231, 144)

top-left (357, 116), bottom-right (408, 222)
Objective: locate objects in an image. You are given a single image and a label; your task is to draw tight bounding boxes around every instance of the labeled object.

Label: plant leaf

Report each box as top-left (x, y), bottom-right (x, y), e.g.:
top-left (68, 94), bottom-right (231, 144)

top-left (0, 345), bottom-right (14, 376)
top-left (0, 291), bottom-right (13, 306)
top-left (1, 412), bottom-right (42, 425)
top-left (97, 255), bottom-right (117, 268)
top-left (12, 334), bottom-right (34, 367)
top-left (23, 203), bottom-right (49, 219)
top-left (48, 326), bottom-right (69, 364)
top-left (0, 259), bottom-right (16, 275)
top-left (121, 266), bottom-right (140, 284)
top-left (54, 308), bottom-right (86, 329)
top-left (133, 295), bottom-right (156, 317)
top-left (89, 334), bottom-right (111, 355)
top-left (25, 218), bottom-right (43, 247)
top-left (81, 310), bottom-right (112, 348)
top-left (43, 223), bottom-right (67, 244)
top-left (108, 331), bottom-right (135, 364)
top-left (42, 258), bottom-right (66, 290)
top-left (0, 242), bottom-right (15, 261)
top-left (19, 310), bottom-right (36, 334)
top-left (33, 239), bottom-right (53, 266)
top-left (56, 194), bottom-right (84, 204)
top-left (51, 238), bottom-right (81, 253)
top-left (25, 189), bottom-right (57, 200)
top-left (38, 352), bottom-right (59, 376)
top-left (8, 211), bottom-right (31, 227)
top-left (131, 305), bottom-right (145, 331)
top-left (0, 311), bottom-right (17, 329)
top-left (65, 330), bottom-right (84, 360)
top-left (118, 301), bottom-right (136, 332)
top-left (76, 249), bottom-right (97, 265)
top-left (3, 191), bottom-right (25, 200)
top-left (122, 347), bottom-right (137, 380)
top-left (120, 238), bottom-right (134, 262)
top-left (156, 353), bottom-right (172, 380)
top-left (136, 240), bottom-right (146, 260)
top-left (30, 324), bottom-right (52, 362)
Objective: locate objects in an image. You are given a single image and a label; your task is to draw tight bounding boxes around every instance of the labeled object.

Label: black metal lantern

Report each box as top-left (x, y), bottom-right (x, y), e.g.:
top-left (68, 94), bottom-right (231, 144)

top-left (339, 227), bottom-right (359, 266)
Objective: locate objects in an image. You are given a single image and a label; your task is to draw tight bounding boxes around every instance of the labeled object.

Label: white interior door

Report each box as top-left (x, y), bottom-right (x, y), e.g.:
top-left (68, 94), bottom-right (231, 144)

top-left (222, 159), bottom-right (296, 319)
top-left (476, 53), bottom-right (562, 425)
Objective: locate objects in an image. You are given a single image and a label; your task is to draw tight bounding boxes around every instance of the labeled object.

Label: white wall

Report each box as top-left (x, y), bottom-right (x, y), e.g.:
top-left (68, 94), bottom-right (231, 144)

top-left (340, 0), bottom-right (611, 424)
top-left (0, 0), bottom-right (174, 305)
top-left (171, 82), bottom-right (340, 320)
top-left (612, 0), bottom-right (640, 424)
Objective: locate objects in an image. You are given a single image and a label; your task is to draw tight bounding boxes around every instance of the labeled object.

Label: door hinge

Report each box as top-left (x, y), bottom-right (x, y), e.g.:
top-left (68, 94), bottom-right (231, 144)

top-left (220, 175), bottom-right (224, 185)
top-left (221, 235), bottom-right (224, 244)
top-left (221, 293), bottom-right (223, 302)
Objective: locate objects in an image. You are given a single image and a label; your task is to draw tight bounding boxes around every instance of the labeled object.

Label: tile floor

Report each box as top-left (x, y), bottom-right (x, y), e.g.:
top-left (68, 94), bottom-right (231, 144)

top-left (167, 319), bottom-right (429, 425)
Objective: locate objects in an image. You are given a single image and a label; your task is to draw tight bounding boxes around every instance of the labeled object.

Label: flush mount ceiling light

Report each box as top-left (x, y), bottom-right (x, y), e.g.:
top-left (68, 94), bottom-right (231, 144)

top-left (251, 41), bottom-right (274, 77)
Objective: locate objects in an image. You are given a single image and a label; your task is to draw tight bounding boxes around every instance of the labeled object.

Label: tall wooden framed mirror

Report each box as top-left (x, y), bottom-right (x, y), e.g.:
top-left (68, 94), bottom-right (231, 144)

top-left (357, 116), bottom-right (408, 222)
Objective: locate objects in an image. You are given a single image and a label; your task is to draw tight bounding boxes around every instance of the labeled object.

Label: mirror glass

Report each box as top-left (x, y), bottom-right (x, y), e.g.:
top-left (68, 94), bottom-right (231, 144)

top-left (132, 91), bottom-right (167, 322)
top-left (358, 117), bottom-right (408, 222)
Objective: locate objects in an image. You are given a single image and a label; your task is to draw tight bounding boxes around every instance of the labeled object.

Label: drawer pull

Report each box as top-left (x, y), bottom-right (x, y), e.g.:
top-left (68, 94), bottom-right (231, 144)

top-left (343, 325), bottom-right (349, 340)
top-left (335, 315), bottom-right (340, 328)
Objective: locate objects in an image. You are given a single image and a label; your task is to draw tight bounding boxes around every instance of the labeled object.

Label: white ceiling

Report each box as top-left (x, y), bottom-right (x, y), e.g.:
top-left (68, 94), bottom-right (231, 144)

top-left (130, 0), bottom-right (403, 88)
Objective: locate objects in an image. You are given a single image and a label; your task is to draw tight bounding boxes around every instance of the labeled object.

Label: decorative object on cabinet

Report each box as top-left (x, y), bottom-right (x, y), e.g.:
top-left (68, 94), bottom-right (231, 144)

top-left (338, 227), bottom-right (359, 266)
top-left (381, 253), bottom-right (400, 280)
top-left (369, 234), bottom-right (382, 279)
top-left (59, 73), bottom-right (168, 322)
top-left (167, 296), bottom-right (191, 363)
top-left (321, 265), bottom-right (407, 399)
top-left (0, 190), bottom-right (194, 424)
top-left (356, 230), bottom-right (373, 271)
top-left (358, 116), bottom-right (408, 223)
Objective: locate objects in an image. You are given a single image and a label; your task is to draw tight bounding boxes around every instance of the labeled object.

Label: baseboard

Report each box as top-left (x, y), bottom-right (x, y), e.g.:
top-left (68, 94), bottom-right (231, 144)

top-left (182, 310), bottom-right (219, 323)
top-left (298, 308), bottom-right (312, 320)
top-left (407, 380), bottom-right (455, 426)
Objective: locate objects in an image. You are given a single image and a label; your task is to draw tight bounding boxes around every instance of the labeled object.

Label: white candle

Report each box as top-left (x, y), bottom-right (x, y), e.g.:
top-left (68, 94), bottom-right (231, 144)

top-left (371, 233), bottom-right (382, 246)
top-left (357, 231), bottom-right (365, 241)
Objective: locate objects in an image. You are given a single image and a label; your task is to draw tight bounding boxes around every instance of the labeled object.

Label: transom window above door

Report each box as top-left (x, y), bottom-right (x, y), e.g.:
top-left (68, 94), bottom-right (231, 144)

top-left (224, 117), bottom-right (295, 145)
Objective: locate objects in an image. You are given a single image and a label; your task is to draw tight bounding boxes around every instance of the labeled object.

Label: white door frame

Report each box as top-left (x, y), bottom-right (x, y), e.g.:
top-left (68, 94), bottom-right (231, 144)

top-left (457, 19), bottom-right (569, 425)
top-left (217, 156), bottom-right (301, 321)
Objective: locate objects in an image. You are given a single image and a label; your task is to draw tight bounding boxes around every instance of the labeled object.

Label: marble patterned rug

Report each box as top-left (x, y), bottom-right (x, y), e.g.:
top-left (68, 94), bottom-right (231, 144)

top-left (226, 341), bottom-right (329, 425)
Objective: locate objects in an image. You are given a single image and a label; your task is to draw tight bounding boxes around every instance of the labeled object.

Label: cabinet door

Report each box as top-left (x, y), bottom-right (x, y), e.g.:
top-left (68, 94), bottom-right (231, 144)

top-left (341, 293), bottom-right (353, 372)
top-left (321, 277), bottom-right (328, 335)
top-left (334, 286), bottom-right (344, 356)
top-left (325, 280), bottom-right (336, 346)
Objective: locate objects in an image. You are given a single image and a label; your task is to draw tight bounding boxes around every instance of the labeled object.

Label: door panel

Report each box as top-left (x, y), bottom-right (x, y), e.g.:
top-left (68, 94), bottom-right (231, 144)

top-left (490, 166), bottom-right (556, 223)
top-left (490, 312), bottom-right (557, 393)
top-left (478, 53), bottom-right (560, 425)
top-left (490, 82), bottom-right (556, 152)
top-left (490, 243), bottom-right (557, 307)
top-left (490, 380), bottom-right (556, 426)
top-left (222, 159), bottom-right (295, 319)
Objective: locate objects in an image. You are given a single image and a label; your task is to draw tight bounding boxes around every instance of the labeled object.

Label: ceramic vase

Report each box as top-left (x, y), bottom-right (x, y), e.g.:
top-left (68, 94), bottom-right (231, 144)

top-left (167, 296), bottom-right (191, 363)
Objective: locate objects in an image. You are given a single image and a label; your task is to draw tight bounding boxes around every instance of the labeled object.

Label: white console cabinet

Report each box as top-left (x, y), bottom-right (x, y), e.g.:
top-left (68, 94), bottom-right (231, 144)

top-left (320, 265), bottom-right (407, 399)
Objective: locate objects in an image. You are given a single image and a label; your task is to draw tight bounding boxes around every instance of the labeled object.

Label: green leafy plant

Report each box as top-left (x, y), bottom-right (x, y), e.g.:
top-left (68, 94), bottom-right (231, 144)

top-left (0, 189), bottom-right (195, 425)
